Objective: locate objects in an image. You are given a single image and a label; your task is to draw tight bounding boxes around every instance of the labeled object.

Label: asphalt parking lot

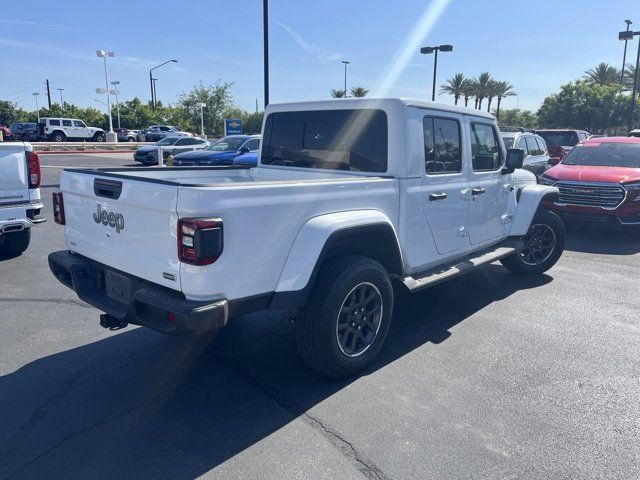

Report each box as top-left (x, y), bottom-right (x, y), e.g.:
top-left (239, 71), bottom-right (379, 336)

top-left (1, 153), bottom-right (639, 480)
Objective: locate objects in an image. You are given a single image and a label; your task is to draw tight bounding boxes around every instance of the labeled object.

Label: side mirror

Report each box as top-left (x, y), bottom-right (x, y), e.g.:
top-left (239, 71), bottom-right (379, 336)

top-left (502, 148), bottom-right (524, 174)
top-left (238, 146), bottom-right (250, 154)
top-left (547, 157), bottom-right (560, 166)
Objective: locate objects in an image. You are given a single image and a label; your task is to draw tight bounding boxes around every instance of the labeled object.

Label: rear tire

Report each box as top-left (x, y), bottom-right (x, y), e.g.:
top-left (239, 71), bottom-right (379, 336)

top-left (93, 133), bottom-right (105, 142)
top-left (51, 131), bottom-right (66, 142)
top-left (500, 210), bottom-right (565, 275)
top-left (0, 229), bottom-right (31, 256)
top-left (296, 255), bottom-right (394, 378)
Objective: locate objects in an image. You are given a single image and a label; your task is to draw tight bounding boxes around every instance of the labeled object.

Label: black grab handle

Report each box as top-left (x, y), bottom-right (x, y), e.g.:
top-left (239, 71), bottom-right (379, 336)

top-left (94, 178), bottom-right (123, 200)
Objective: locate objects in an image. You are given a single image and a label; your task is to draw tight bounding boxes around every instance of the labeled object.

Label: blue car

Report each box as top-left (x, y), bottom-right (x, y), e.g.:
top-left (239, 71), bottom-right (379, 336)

top-left (173, 135), bottom-right (260, 166)
top-left (233, 150), bottom-right (259, 167)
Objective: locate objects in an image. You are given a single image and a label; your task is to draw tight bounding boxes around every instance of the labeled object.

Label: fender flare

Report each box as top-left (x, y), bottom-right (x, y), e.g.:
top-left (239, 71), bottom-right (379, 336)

top-left (510, 184), bottom-right (559, 236)
top-left (270, 210), bottom-right (402, 309)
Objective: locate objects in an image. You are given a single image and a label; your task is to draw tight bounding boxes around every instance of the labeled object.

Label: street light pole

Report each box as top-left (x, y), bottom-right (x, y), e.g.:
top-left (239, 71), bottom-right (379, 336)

top-left (152, 78), bottom-right (158, 106)
top-left (620, 29), bottom-right (640, 132)
top-left (149, 59), bottom-right (177, 110)
top-left (111, 80), bottom-right (121, 129)
top-left (341, 60), bottom-right (350, 97)
top-left (33, 93), bottom-right (40, 122)
top-left (199, 102), bottom-right (206, 136)
top-left (621, 20), bottom-right (633, 84)
top-left (96, 50), bottom-right (116, 141)
top-left (420, 44), bottom-right (453, 102)
top-left (263, 0), bottom-right (269, 107)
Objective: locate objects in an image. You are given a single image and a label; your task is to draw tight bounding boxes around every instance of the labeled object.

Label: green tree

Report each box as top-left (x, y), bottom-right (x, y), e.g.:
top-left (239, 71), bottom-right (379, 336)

top-left (537, 81), bottom-right (629, 133)
top-left (485, 79), bottom-right (499, 112)
top-left (497, 109), bottom-right (538, 128)
top-left (472, 72), bottom-right (493, 110)
top-left (583, 63), bottom-right (620, 86)
top-left (330, 89), bottom-right (346, 98)
top-left (460, 79), bottom-right (475, 108)
top-left (244, 111), bottom-right (264, 134)
top-left (624, 64), bottom-right (639, 93)
top-left (440, 73), bottom-right (465, 105)
top-left (493, 81), bottom-right (516, 122)
top-left (176, 81), bottom-right (236, 136)
top-left (350, 86), bottom-right (369, 97)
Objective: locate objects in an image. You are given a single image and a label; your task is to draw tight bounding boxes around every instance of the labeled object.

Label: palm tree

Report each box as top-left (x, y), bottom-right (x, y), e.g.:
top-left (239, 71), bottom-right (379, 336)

top-left (624, 64), bottom-right (640, 93)
top-left (350, 86), bottom-right (369, 97)
top-left (485, 80), bottom-right (500, 113)
top-left (473, 72), bottom-right (493, 110)
top-left (493, 81), bottom-right (516, 122)
top-left (583, 63), bottom-right (620, 86)
top-left (460, 79), bottom-right (474, 107)
top-left (440, 73), bottom-right (465, 105)
top-left (330, 89), bottom-right (346, 98)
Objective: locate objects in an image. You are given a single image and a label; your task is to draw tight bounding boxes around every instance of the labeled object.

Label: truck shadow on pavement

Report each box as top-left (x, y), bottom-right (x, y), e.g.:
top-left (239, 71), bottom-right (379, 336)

top-left (0, 267), bottom-right (550, 480)
top-left (564, 224), bottom-right (640, 255)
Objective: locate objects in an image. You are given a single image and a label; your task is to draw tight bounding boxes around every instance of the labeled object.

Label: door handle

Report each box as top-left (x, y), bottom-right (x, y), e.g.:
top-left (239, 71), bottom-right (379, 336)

top-left (471, 187), bottom-right (486, 196)
top-left (429, 192), bottom-right (448, 201)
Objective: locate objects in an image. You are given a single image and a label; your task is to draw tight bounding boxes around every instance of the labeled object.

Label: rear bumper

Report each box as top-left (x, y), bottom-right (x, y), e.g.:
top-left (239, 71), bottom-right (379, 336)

top-left (48, 250), bottom-right (228, 335)
top-left (0, 201), bottom-right (45, 232)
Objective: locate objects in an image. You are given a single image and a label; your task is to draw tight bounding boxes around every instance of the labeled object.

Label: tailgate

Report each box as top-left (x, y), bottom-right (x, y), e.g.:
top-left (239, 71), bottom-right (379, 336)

top-left (61, 171), bottom-right (182, 291)
top-left (0, 143), bottom-right (28, 205)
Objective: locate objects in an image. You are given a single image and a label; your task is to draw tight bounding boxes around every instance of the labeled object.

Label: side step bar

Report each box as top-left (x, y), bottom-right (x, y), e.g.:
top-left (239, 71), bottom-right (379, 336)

top-left (402, 239), bottom-right (523, 292)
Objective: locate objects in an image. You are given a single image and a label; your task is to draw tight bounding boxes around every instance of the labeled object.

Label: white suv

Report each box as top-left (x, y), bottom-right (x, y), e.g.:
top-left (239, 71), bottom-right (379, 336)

top-left (38, 118), bottom-right (105, 142)
top-left (500, 128), bottom-right (550, 177)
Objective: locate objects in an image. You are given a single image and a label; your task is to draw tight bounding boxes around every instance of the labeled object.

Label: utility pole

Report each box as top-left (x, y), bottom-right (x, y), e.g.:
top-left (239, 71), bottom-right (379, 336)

top-left (33, 92), bottom-right (40, 122)
top-left (57, 88), bottom-right (64, 110)
top-left (263, 0), bottom-right (269, 107)
top-left (621, 20), bottom-right (633, 84)
top-left (111, 80), bottom-right (121, 129)
top-left (256, 98), bottom-right (259, 113)
top-left (45, 79), bottom-right (52, 109)
top-left (342, 60), bottom-right (350, 97)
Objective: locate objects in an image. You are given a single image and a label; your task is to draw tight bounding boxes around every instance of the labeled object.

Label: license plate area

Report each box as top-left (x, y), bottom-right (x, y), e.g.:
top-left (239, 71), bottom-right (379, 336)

top-left (104, 270), bottom-right (132, 304)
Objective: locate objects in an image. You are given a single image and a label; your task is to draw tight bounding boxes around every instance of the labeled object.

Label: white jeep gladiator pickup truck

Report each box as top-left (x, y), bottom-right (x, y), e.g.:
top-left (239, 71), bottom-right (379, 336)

top-left (49, 98), bottom-right (564, 377)
top-left (0, 143), bottom-right (44, 255)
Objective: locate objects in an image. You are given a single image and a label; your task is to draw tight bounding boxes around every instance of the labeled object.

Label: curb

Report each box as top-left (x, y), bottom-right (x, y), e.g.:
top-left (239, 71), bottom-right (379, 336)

top-left (36, 150), bottom-right (135, 155)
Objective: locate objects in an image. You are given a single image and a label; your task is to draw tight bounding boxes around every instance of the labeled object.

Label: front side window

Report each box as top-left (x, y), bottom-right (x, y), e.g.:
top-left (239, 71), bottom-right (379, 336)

top-left (261, 109), bottom-right (388, 172)
top-left (244, 138), bottom-right (260, 151)
top-left (62, 120), bottom-right (72, 127)
top-left (535, 137), bottom-right (547, 155)
top-left (471, 123), bottom-right (503, 171)
top-left (207, 137), bottom-right (246, 152)
top-left (423, 116), bottom-right (462, 174)
top-left (175, 138), bottom-right (190, 145)
top-left (73, 120), bottom-right (85, 127)
top-left (516, 137), bottom-right (529, 155)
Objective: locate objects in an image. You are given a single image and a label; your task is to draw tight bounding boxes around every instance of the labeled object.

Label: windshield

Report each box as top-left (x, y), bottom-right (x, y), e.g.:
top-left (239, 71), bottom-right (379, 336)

top-left (562, 142), bottom-right (640, 168)
top-left (156, 137), bottom-right (179, 146)
top-left (502, 137), bottom-right (515, 149)
top-left (537, 131), bottom-right (579, 147)
top-left (206, 137), bottom-right (245, 151)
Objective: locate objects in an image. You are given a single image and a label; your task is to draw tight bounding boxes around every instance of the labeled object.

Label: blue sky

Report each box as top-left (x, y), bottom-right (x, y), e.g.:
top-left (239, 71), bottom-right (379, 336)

top-left (0, 0), bottom-right (637, 114)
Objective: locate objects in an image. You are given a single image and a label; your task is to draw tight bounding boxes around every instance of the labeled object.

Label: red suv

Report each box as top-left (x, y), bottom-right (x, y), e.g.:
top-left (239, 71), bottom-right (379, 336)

top-left (536, 129), bottom-right (590, 163)
top-left (539, 137), bottom-right (640, 226)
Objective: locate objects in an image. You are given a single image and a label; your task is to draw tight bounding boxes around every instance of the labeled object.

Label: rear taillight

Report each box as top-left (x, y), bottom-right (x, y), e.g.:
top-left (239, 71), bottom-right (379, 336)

top-left (52, 192), bottom-right (65, 225)
top-left (26, 151), bottom-right (41, 188)
top-left (177, 218), bottom-right (223, 266)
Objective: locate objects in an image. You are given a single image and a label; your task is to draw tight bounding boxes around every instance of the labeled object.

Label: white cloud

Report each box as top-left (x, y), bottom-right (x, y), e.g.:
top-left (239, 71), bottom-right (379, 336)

top-left (276, 21), bottom-right (342, 62)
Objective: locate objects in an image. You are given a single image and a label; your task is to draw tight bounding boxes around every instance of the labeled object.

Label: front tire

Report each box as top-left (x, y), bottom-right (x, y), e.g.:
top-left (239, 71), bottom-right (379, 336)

top-left (500, 210), bottom-right (565, 275)
top-left (296, 255), bottom-right (394, 378)
top-left (0, 229), bottom-right (31, 256)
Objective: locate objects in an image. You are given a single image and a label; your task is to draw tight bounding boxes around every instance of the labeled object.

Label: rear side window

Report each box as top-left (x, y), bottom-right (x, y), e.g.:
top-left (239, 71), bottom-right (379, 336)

top-left (62, 120), bottom-right (72, 127)
top-left (471, 123), bottom-right (503, 171)
top-left (49, 119), bottom-right (60, 126)
top-left (423, 116), bottom-right (462, 174)
top-left (535, 137), bottom-right (547, 155)
top-left (261, 109), bottom-right (388, 172)
top-left (525, 137), bottom-right (540, 156)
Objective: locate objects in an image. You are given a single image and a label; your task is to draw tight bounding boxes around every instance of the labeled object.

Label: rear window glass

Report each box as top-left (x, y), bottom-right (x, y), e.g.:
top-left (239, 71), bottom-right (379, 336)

top-left (261, 109), bottom-right (388, 172)
top-left (537, 131), bottom-right (579, 147)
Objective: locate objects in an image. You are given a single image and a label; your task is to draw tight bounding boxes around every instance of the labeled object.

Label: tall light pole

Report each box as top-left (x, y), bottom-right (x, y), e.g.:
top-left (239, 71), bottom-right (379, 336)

top-left (621, 20), bottom-right (633, 85)
top-left (620, 29), bottom-right (640, 132)
top-left (33, 92), bottom-right (40, 122)
top-left (152, 78), bottom-right (158, 106)
top-left (341, 60), bottom-right (350, 97)
top-left (199, 102), bottom-right (206, 137)
top-left (149, 59), bottom-right (177, 110)
top-left (57, 88), bottom-right (64, 110)
top-left (263, 0), bottom-right (269, 107)
top-left (420, 44), bottom-right (453, 101)
top-left (111, 80), bottom-right (121, 129)
top-left (96, 50), bottom-right (116, 142)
